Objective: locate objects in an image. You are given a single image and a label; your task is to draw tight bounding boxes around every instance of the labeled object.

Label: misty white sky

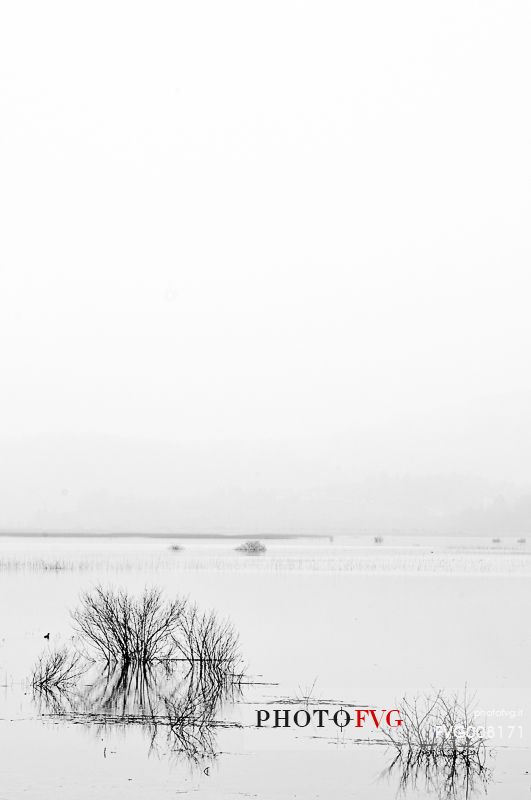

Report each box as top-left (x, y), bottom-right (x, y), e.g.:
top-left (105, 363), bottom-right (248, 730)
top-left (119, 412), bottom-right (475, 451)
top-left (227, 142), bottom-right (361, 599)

top-left (1, 1), bottom-right (530, 531)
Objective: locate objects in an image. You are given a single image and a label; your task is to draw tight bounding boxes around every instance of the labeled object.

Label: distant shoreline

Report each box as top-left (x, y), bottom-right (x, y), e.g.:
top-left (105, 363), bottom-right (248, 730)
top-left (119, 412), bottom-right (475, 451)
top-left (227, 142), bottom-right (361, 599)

top-left (0, 532), bottom-right (332, 540)
top-left (0, 531), bottom-right (524, 539)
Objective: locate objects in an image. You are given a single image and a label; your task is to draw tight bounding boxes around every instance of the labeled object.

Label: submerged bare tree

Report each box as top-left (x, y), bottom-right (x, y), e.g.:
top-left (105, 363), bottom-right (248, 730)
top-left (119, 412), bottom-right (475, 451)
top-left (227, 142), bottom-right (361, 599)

top-left (72, 586), bottom-right (186, 666)
top-left (71, 586), bottom-right (242, 676)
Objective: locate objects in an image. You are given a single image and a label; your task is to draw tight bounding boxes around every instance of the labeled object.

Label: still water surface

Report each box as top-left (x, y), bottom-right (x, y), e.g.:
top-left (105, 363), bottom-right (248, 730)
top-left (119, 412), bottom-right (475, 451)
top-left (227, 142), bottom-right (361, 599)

top-left (0, 536), bottom-right (529, 798)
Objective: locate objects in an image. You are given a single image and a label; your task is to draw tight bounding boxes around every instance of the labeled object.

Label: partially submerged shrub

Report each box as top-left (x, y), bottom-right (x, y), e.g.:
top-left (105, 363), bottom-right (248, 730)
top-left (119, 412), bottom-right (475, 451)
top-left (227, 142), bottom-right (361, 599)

top-left (383, 689), bottom-right (490, 797)
top-left (71, 586), bottom-right (241, 677)
top-left (169, 544), bottom-right (183, 552)
top-left (517, 537), bottom-right (526, 544)
top-left (492, 538), bottom-right (501, 544)
top-left (32, 646), bottom-right (84, 691)
top-left (72, 586), bottom-right (186, 666)
top-left (374, 536), bottom-right (384, 545)
top-left (174, 605), bottom-right (242, 680)
top-left (235, 540), bottom-right (266, 554)
top-left (384, 689), bottom-right (485, 755)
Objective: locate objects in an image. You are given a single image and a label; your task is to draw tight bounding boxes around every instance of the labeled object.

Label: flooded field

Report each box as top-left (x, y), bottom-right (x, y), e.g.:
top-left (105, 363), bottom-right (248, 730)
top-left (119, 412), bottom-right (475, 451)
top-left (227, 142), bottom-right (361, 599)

top-left (1, 535), bottom-right (530, 799)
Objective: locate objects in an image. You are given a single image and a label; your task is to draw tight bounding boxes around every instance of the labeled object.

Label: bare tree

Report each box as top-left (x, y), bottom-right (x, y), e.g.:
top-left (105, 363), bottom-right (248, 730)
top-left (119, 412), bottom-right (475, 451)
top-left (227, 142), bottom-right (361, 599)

top-left (72, 586), bottom-right (186, 666)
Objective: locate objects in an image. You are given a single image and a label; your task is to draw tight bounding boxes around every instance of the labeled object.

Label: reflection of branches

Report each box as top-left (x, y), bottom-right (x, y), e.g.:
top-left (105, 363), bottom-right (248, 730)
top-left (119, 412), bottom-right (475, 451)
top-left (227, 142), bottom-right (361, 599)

top-left (382, 690), bottom-right (492, 800)
top-left (162, 658), bottom-right (243, 763)
top-left (33, 656), bottom-right (242, 765)
top-left (32, 684), bottom-right (79, 716)
top-left (383, 748), bottom-right (491, 800)
top-left (160, 672), bottom-right (219, 762)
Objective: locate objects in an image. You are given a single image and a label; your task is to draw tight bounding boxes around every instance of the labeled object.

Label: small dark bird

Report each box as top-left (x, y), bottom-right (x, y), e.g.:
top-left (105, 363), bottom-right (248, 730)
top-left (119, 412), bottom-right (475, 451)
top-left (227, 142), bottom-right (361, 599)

top-left (44, 633), bottom-right (50, 640)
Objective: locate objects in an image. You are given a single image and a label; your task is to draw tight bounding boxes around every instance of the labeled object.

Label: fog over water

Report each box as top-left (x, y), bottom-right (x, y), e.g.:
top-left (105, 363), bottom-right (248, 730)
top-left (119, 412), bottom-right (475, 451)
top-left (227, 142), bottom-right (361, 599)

top-left (2, 6), bottom-right (531, 799)
top-left (1, 1), bottom-right (530, 534)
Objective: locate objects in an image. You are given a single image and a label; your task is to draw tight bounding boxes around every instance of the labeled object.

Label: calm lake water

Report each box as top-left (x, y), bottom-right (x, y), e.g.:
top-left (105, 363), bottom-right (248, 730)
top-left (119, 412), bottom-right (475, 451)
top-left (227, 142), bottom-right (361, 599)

top-left (0, 535), bottom-right (530, 798)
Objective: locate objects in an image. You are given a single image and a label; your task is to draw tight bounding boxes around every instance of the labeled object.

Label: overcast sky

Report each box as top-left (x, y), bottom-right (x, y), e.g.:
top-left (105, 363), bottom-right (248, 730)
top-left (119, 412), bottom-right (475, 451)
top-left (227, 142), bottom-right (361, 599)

top-left (1, 2), bottom-right (530, 531)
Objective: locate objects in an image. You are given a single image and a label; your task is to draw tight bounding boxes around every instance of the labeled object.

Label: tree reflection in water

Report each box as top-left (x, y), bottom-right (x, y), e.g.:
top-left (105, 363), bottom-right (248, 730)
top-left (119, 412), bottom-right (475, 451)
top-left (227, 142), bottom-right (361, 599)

top-left (33, 659), bottom-right (243, 764)
top-left (34, 644), bottom-right (243, 763)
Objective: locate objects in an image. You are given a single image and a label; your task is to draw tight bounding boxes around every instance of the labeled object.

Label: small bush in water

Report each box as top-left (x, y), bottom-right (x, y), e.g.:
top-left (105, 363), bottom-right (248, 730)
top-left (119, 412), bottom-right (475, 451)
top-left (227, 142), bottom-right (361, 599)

top-left (236, 540), bottom-right (266, 554)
